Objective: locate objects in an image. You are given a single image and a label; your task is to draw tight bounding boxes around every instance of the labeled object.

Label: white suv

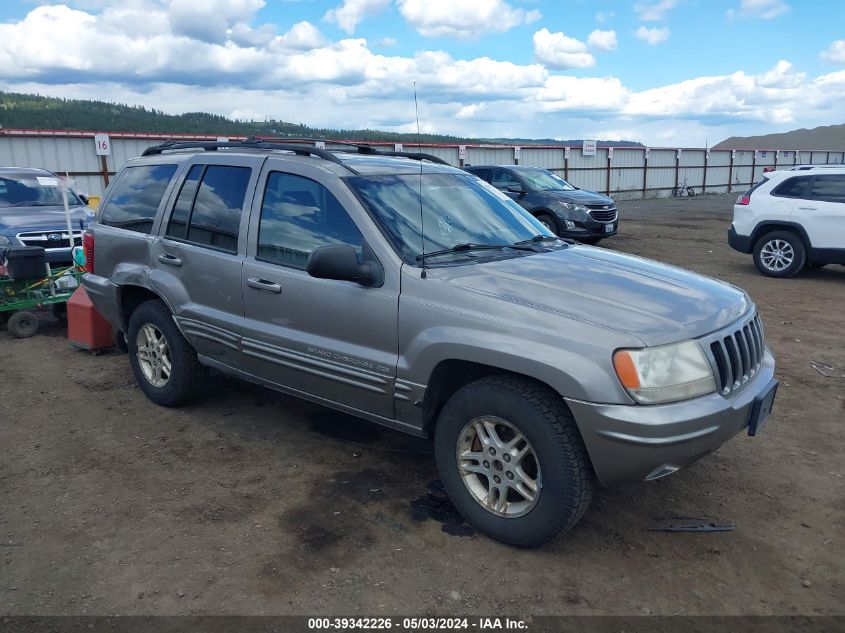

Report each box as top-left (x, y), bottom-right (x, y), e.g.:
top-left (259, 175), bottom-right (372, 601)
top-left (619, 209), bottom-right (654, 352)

top-left (729, 167), bottom-right (845, 277)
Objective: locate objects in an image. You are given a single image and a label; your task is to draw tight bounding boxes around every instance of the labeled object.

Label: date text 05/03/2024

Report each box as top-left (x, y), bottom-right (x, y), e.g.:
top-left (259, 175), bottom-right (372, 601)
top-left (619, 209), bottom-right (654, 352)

top-left (307, 617), bottom-right (528, 630)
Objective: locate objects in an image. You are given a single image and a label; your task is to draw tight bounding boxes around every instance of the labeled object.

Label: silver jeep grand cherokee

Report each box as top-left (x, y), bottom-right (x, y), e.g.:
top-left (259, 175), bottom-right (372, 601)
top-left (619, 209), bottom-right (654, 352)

top-left (83, 139), bottom-right (778, 547)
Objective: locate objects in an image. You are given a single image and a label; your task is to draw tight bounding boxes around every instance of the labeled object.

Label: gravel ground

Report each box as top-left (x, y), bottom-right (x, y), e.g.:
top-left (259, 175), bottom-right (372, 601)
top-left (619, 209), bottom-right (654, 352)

top-left (1, 193), bottom-right (843, 616)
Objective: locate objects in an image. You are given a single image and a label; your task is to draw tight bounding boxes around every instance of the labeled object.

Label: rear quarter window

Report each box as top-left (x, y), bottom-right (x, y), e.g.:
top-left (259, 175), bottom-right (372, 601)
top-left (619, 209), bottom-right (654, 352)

top-left (771, 176), bottom-right (811, 199)
top-left (100, 164), bottom-right (178, 233)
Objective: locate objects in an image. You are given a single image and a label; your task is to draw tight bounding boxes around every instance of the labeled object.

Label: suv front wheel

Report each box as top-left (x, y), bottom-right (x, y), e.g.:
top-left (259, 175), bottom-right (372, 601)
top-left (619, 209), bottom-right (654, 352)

top-left (127, 300), bottom-right (206, 406)
top-left (434, 376), bottom-right (594, 547)
top-left (753, 230), bottom-right (806, 278)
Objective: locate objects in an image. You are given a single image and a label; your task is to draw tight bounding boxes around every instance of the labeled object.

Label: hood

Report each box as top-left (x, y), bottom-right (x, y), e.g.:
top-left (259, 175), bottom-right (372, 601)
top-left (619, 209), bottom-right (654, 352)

top-left (541, 189), bottom-right (615, 206)
top-left (434, 245), bottom-right (750, 346)
top-left (0, 204), bottom-right (94, 234)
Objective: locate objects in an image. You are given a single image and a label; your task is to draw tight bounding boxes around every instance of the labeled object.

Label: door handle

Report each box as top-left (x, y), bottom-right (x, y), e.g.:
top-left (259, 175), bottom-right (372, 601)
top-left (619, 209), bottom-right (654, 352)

top-left (157, 253), bottom-right (183, 267)
top-left (797, 206), bottom-right (817, 210)
top-left (247, 277), bottom-right (282, 294)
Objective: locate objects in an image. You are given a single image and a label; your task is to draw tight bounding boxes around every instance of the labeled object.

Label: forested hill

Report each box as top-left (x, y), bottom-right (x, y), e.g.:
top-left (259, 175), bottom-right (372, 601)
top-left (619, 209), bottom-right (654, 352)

top-left (0, 91), bottom-right (643, 147)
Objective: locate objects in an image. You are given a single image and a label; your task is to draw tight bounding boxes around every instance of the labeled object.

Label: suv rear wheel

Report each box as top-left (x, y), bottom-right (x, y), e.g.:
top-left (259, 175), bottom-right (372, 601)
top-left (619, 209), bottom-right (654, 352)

top-left (127, 300), bottom-right (205, 406)
top-left (434, 375), bottom-right (594, 547)
top-left (753, 230), bottom-right (806, 278)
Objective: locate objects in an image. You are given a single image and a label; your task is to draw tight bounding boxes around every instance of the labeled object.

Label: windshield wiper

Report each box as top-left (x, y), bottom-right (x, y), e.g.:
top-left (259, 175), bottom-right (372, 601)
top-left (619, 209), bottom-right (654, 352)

top-left (513, 234), bottom-right (560, 245)
top-left (416, 242), bottom-right (535, 262)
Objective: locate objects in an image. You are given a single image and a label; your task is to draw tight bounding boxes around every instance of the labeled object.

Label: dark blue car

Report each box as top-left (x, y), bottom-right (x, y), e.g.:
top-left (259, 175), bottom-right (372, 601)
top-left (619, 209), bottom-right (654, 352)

top-left (0, 167), bottom-right (95, 264)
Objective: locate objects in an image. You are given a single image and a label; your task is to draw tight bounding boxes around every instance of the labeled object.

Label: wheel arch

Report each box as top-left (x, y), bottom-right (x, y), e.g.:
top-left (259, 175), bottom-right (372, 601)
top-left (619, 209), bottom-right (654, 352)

top-left (750, 221), bottom-right (811, 251)
top-left (421, 359), bottom-right (576, 438)
top-left (118, 284), bottom-right (169, 331)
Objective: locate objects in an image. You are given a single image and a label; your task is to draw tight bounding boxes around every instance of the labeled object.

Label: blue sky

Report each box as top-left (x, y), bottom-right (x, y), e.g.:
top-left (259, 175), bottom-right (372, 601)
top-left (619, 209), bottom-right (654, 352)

top-left (0, 0), bottom-right (844, 145)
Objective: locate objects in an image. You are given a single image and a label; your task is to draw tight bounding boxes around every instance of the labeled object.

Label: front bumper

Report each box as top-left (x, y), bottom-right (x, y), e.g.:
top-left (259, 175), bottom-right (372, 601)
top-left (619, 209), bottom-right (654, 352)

top-left (566, 349), bottom-right (775, 486)
top-left (560, 218), bottom-right (618, 240)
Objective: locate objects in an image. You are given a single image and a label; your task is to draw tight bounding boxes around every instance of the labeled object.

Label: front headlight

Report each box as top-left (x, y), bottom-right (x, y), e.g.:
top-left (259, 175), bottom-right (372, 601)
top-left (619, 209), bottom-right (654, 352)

top-left (613, 340), bottom-right (716, 404)
top-left (557, 202), bottom-right (590, 216)
top-left (0, 235), bottom-right (11, 246)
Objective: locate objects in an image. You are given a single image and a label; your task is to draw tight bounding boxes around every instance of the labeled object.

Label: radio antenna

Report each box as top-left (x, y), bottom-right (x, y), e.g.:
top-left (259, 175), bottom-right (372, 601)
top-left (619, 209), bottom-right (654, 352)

top-left (414, 81), bottom-right (427, 279)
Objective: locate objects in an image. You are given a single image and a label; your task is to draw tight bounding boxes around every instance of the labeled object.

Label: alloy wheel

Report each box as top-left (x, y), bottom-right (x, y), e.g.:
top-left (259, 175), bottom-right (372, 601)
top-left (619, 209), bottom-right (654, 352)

top-left (136, 323), bottom-right (172, 387)
top-left (760, 239), bottom-right (795, 272)
top-left (456, 416), bottom-right (541, 517)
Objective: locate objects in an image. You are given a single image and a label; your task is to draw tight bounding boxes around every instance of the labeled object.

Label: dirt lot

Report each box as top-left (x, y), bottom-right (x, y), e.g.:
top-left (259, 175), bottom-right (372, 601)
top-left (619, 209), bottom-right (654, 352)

top-left (1, 193), bottom-right (843, 616)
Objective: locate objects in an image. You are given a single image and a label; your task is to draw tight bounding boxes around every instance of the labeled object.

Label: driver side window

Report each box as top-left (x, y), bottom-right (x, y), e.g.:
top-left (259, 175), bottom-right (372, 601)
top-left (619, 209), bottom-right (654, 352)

top-left (491, 169), bottom-right (521, 190)
top-left (257, 172), bottom-right (364, 269)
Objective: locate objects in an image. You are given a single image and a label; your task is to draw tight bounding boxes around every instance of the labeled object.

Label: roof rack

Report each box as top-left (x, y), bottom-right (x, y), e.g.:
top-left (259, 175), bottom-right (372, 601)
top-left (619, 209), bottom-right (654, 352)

top-left (141, 136), bottom-right (451, 168)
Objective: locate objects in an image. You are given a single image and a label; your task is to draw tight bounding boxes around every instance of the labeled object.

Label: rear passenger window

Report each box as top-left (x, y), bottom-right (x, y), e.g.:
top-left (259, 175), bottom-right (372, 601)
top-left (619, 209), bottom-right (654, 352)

top-left (100, 164), bottom-right (178, 233)
top-left (810, 175), bottom-right (845, 203)
top-left (491, 169), bottom-right (521, 190)
top-left (772, 176), bottom-right (811, 198)
top-left (165, 165), bottom-right (251, 253)
top-left (257, 172), bottom-right (363, 269)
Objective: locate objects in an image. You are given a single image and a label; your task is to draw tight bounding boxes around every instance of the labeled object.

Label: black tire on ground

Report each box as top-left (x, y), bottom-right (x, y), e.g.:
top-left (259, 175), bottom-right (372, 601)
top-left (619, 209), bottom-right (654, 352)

top-left (687, 187), bottom-right (696, 197)
top-left (434, 375), bottom-right (595, 548)
top-left (112, 328), bottom-right (128, 353)
top-left (752, 230), bottom-right (806, 278)
top-left (0, 313), bottom-right (8, 331)
top-left (671, 187), bottom-right (680, 197)
top-left (535, 213), bottom-right (558, 235)
top-left (7, 311), bottom-right (39, 338)
top-left (127, 300), bottom-right (205, 406)
top-left (578, 237), bottom-right (604, 245)
top-left (51, 303), bottom-right (67, 321)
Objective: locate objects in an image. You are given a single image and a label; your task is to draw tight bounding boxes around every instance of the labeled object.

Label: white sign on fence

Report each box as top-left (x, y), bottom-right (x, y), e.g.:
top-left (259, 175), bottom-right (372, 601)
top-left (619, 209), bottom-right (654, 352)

top-left (676, 149), bottom-right (683, 160)
top-left (607, 147), bottom-right (614, 160)
top-left (644, 147), bottom-right (650, 159)
top-left (514, 146), bottom-right (521, 160)
top-left (458, 145), bottom-right (466, 160)
top-left (394, 143), bottom-right (403, 152)
top-left (94, 133), bottom-right (111, 156)
top-left (582, 140), bottom-right (597, 156)
top-left (564, 147), bottom-right (571, 159)
top-left (315, 141), bottom-right (326, 149)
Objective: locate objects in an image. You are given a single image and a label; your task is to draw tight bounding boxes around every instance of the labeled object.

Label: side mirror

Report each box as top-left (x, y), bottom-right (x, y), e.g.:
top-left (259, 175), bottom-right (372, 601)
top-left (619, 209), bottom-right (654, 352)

top-left (306, 244), bottom-right (382, 287)
top-left (507, 184), bottom-right (525, 194)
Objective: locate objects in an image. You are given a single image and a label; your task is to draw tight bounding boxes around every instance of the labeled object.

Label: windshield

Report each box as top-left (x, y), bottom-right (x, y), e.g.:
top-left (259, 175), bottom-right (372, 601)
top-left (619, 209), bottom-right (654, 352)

top-left (517, 169), bottom-right (576, 192)
top-left (0, 175), bottom-right (84, 207)
top-left (346, 173), bottom-right (552, 265)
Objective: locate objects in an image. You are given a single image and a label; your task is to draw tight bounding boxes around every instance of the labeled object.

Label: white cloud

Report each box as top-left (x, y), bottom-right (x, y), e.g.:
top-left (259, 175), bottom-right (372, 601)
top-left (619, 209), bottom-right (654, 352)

top-left (398, 0), bottom-right (541, 39)
top-left (533, 28), bottom-right (595, 70)
top-left (1, 2), bottom-right (843, 146)
top-left (324, 0), bottom-right (390, 35)
top-left (635, 26), bottom-right (670, 45)
top-left (821, 40), bottom-right (845, 64)
top-left (634, 0), bottom-right (679, 21)
top-left (276, 21), bottom-right (326, 50)
top-left (587, 29), bottom-right (617, 52)
top-left (726, 0), bottom-right (790, 20)
top-left (168, 0), bottom-right (266, 43)
top-left (376, 36), bottom-right (398, 47)
top-left (595, 11), bottom-right (615, 23)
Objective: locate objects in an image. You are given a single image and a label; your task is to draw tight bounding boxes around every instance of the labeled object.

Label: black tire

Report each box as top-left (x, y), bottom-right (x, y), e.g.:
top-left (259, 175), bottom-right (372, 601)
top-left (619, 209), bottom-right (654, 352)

top-left (577, 237), bottom-right (604, 245)
top-left (434, 375), bottom-right (595, 547)
top-left (752, 230), bottom-right (806, 278)
top-left (7, 311), bottom-right (39, 338)
top-left (51, 303), bottom-right (67, 321)
top-left (127, 300), bottom-right (205, 406)
top-left (671, 187), bottom-right (680, 197)
top-left (687, 187), bottom-right (696, 197)
top-left (535, 213), bottom-right (558, 235)
top-left (0, 313), bottom-right (8, 331)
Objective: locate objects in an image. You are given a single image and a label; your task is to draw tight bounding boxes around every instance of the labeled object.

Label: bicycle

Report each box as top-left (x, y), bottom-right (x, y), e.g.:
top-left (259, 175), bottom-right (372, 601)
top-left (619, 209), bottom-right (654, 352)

top-left (672, 175), bottom-right (696, 197)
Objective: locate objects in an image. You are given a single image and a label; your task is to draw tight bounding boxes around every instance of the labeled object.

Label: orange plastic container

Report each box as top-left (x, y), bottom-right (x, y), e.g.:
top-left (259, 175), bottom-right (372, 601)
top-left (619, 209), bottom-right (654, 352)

top-left (67, 286), bottom-right (114, 353)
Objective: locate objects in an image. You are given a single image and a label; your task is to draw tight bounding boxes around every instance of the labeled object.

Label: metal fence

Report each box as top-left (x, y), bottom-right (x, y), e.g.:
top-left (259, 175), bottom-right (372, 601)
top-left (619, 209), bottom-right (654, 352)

top-left (2, 128), bottom-right (843, 199)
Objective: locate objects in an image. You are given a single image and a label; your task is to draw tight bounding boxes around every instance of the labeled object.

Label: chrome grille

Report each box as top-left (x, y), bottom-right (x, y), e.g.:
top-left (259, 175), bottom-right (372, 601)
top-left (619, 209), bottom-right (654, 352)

top-left (16, 231), bottom-right (83, 250)
top-left (587, 206), bottom-right (617, 222)
top-left (709, 312), bottom-right (765, 396)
